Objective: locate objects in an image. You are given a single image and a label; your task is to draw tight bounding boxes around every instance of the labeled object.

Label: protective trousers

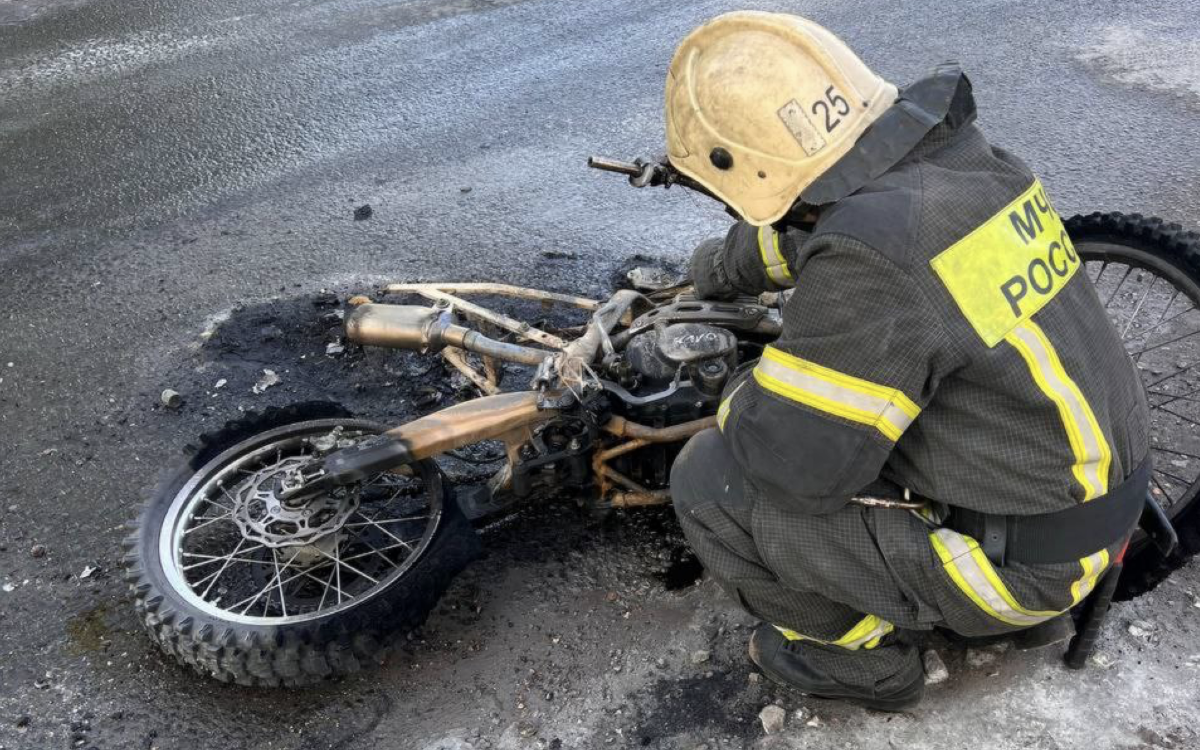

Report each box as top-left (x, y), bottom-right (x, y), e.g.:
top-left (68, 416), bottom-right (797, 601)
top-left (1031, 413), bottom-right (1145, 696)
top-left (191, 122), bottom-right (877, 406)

top-left (670, 429), bottom-right (1112, 692)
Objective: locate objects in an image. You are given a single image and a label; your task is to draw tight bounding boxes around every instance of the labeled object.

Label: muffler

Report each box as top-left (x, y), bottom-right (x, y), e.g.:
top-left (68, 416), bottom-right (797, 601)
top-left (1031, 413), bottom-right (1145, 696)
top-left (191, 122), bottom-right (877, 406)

top-left (345, 303), bottom-right (445, 351)
top-left (345, 303), bottom-right (552, 365)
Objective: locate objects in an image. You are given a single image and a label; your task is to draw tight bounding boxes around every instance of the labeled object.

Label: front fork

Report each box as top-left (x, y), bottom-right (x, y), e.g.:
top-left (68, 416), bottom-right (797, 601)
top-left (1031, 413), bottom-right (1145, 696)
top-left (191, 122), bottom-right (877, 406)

top-left (279, 391), bottom-right (559, 503)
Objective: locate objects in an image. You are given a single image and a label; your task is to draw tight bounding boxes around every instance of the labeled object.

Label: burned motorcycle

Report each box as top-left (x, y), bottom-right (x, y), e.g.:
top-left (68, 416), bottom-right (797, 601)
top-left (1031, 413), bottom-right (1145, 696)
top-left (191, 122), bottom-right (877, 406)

top-left (123, 158), bottom-right (1200, 685)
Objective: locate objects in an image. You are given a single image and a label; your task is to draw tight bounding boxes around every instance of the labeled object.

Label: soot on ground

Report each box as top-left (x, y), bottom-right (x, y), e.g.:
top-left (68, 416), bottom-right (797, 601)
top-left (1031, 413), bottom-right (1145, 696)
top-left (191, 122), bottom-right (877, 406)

top-left (145, 274), bottom-right (702, 595)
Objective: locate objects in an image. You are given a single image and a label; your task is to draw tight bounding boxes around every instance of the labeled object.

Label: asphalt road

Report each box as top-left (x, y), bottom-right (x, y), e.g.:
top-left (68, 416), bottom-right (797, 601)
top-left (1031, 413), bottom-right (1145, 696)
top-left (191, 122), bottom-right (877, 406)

top-left (2, 1), bottom-right (1200, 748)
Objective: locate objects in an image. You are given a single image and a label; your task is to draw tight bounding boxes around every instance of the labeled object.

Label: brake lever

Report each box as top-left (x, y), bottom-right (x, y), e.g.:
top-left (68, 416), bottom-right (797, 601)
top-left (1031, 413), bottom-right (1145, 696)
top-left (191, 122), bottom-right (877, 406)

top-left (629, 160), bottom-right (668, 188)
top-left (588, 154), bottom-right (723, 205)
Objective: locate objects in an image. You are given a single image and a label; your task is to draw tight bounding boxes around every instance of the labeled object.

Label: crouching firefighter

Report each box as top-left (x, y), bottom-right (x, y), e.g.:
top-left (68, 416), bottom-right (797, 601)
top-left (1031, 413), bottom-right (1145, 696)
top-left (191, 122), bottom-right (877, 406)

top-left (666, 12), bottom-right (1150, 710)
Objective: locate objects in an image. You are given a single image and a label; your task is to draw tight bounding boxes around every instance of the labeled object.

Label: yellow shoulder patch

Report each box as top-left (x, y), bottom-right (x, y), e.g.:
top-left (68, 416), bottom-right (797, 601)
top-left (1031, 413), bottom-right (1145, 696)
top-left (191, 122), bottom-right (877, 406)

top-left (930, 180), bottom-right (1079, 347)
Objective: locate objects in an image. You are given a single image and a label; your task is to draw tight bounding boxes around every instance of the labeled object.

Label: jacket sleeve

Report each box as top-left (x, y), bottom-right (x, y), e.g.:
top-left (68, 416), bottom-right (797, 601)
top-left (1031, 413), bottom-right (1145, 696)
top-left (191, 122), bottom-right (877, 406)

top-left (691, 221), bottom-right (809, 299)
top-left (717, 232), bottom-right (952, 514)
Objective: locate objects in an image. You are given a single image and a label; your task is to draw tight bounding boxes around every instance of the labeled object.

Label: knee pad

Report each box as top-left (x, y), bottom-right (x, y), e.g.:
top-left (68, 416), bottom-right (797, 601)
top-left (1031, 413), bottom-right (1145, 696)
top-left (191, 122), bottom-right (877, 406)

top-left (671, 428), bottom-right (739, 513)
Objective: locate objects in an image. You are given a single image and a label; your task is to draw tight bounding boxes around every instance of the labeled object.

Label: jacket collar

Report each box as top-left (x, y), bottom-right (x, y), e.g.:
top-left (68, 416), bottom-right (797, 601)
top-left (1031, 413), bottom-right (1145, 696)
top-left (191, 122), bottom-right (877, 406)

top-left (798, 63), bottom-right (977, 207)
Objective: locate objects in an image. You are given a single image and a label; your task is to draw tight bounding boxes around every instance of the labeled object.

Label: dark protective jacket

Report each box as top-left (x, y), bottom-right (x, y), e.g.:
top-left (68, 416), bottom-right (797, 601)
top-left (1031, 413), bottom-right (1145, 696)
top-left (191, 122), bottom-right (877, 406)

top-left (694, 74), bottom-right (1150, 523)
top-left (679, 65), bottom-right (1151, 658)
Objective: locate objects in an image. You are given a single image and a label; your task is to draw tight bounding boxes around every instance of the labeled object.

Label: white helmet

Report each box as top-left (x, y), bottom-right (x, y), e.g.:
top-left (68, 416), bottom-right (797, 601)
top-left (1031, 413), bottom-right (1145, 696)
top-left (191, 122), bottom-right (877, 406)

top-left (665, 12), bottom-right (897, 226)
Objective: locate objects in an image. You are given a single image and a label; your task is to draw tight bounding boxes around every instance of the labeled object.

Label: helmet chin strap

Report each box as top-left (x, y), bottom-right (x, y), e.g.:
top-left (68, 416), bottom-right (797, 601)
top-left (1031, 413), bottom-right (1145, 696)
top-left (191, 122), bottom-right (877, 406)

top-left (799, 63), bottom-right (977, 207)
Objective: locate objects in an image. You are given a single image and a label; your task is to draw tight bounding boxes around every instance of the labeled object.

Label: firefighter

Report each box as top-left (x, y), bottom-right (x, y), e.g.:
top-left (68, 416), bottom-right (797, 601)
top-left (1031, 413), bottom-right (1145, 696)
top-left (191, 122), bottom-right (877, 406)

top-left (667, 11), bottom-right (1150, 710)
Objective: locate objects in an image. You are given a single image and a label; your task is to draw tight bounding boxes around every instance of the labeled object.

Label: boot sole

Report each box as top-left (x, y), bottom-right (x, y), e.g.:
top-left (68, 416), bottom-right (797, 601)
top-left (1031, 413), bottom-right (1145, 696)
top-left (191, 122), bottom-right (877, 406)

top-left (749, 632), bottom-right (923, 712)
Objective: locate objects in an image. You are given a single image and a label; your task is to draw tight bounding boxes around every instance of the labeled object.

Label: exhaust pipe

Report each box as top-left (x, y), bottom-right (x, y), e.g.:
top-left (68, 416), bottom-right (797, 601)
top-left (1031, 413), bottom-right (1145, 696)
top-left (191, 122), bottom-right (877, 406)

top-left (345, 303), bottom-right (552, 366)
top-left (345, 303), bottom-right (444, 351)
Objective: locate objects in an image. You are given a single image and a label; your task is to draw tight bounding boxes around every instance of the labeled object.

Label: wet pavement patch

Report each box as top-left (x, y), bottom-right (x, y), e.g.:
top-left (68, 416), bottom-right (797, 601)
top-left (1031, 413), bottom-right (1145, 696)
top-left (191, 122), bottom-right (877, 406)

top-left (66, 604), bottom-right (111, 655)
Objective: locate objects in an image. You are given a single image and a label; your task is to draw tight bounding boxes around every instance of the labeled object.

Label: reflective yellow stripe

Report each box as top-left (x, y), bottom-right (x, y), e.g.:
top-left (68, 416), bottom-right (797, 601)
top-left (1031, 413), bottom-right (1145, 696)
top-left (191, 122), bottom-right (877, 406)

top-left (1004, 320), bottom-right (1112, 500)
top-left (716, 381), bottom-right (746, 432)
top-left (931, 529), bottom-right (1059, 627)
top-left (775, 614), bottom-right (894, 651)
top-left (1000, 318), bottom-right (1114, 614)
top-left (716, 399), bottom-right (732, 431)
top-left (753, 346), bottom-right (920, 441)
top-left (758, 225), bottom-right (794, 290)
top-left (1070, 549), bottom-right (1110, 605)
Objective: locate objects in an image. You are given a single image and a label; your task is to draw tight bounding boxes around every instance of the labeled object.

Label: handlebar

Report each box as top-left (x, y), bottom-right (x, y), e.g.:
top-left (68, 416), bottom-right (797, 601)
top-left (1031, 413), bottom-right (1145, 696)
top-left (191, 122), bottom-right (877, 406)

top-left (586, 156), bottom-right (644, 177)
top-left (587, 155), bottom-right (715, 198)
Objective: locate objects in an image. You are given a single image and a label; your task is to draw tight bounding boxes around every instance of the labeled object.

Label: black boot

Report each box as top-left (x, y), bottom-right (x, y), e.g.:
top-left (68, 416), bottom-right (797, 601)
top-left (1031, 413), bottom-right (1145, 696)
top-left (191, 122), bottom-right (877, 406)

top-left (748, 624), bottom-right (924, 711)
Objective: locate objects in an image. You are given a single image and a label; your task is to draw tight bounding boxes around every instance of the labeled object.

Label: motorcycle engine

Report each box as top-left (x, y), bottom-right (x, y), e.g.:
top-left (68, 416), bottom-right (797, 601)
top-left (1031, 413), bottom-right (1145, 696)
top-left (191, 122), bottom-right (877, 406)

top-left (626, 322), bottom-right (737, 396)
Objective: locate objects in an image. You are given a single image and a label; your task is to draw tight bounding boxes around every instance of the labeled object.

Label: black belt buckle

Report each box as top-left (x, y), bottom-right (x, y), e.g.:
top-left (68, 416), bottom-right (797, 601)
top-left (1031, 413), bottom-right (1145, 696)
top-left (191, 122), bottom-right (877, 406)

top-left (981, 513), bottom-right (1007, 567)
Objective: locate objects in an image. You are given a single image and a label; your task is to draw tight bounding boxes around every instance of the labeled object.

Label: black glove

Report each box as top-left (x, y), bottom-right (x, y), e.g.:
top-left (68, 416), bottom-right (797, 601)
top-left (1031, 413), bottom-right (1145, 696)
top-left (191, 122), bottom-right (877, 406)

top-left (689, 236), bottom-right (737, 301)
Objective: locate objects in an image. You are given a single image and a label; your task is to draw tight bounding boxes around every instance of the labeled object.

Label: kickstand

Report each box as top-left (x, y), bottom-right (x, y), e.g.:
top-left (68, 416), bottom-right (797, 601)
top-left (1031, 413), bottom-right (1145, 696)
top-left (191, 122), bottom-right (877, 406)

top-left (1064, 559), bottom-right (1123, 669)
top-left (1064, 491), bottom-right (1179, 669)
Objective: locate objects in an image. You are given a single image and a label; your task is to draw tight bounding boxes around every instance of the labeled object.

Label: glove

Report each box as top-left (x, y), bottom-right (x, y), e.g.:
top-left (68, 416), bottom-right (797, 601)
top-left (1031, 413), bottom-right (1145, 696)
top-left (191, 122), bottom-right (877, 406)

top-left (689, 236), bottom-right (737, 300)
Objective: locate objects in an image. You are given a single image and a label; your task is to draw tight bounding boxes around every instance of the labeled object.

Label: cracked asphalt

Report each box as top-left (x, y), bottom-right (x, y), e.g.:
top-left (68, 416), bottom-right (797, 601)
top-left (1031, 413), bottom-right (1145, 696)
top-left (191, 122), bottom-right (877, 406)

top-left (2, 0), bottom-right (1200, 748)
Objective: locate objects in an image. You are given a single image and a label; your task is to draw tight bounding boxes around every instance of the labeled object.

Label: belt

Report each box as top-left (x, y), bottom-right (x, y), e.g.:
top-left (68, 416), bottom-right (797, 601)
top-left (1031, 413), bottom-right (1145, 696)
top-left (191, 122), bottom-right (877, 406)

top-left (945, 456), bottom-right (1151, 566)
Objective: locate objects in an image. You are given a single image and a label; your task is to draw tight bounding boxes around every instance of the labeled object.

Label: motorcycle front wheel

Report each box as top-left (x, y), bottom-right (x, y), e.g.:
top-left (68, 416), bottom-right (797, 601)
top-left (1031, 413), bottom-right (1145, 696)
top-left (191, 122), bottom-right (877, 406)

top-left (122, 402), bottom-right (479, 686)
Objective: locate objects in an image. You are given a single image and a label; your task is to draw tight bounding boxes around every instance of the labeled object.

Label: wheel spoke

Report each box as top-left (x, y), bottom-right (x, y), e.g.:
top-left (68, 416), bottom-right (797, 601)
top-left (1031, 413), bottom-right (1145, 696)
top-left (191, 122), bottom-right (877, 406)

top-left (182, 553), bottom-right (273, 570)
top-left (316, 564), bottom-right (337, 610)
top-left (208, 490), bottom-right (238, 513)
top-left (1103, 266), bottom-right (1134, 309)
top-left (273, 548), bottom-right (288, 618)
top-left (360, 472), bottom-right (409, 489)
top-left (1144, 365), bottom-right (1200, 392)
top-left (1158, 469), bottom-right (1196, 486)
top-left (1152, 290), bottom-right (1183, 330)
top-left (195, 538), bottom-right (252, 599)
top-left (1153, 446), bottom-right (1200, 462)
top-left (334, 540), bottom-right (343, 605)
top-left (184, 512), bottom-right (234, 535)
top-left (1157, 405), bottom-right (1200, 430)
top-left (1149, 386), bottom-right (1200, 411)
top-left (1138, 302), bottom-right (1196, 342)
top-left (341, 541), bottom-right (416, 564)
top-left (1120, 275), bottom-right (1158, 339)
top-left (1128, 327), bottom-right (1200, 361)
top-left (313, 545), bottom-right (379, 585)
top-left (353, 514), bottom-right (416, 551)
top-left (371, 481), bottom-right (416, 507)
top-left (230, 549), bottom-right (303, 614)
top-left (343, 514), bottom-right (430, 527)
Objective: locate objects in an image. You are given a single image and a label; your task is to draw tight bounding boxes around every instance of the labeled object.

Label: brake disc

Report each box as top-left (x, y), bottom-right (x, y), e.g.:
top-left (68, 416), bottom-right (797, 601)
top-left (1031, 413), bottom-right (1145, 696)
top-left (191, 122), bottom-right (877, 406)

top-left (230, 457), bottom-right (359, 548)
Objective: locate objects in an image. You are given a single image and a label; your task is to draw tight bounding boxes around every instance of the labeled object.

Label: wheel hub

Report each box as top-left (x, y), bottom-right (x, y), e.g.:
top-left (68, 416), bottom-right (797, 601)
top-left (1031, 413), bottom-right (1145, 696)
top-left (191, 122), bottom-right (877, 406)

top-left (230, 458), bottom-right (359, 548)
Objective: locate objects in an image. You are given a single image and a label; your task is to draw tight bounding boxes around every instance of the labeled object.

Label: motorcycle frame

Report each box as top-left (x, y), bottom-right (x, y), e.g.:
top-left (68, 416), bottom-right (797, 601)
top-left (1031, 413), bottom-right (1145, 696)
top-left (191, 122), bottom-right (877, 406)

top-left (350, 282), bottom-right (923, 511)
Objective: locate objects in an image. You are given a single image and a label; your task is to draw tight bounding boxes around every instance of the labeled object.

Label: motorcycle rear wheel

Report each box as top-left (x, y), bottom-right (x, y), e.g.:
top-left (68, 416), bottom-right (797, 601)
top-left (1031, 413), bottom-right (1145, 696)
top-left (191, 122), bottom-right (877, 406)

top-left (1068, 212), bottom-right (1200, 600)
